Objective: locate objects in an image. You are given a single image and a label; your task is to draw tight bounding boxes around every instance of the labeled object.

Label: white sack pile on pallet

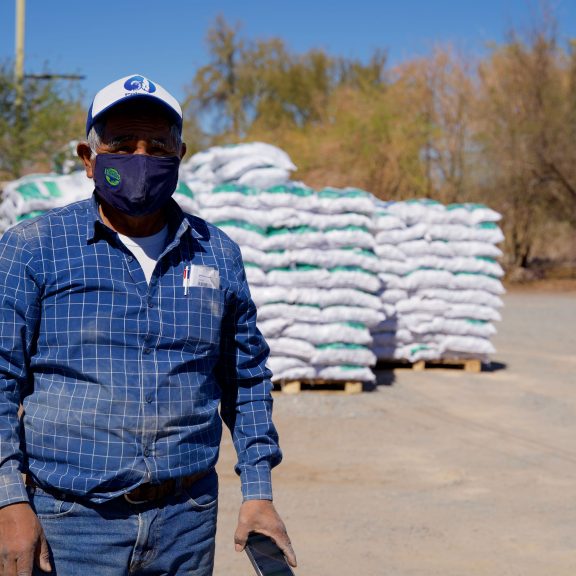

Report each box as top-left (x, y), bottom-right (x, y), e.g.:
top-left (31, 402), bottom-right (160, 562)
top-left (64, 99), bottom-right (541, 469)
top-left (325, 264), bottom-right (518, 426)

top-left (0, 171), bottom-right (93, 231)
top-left (372, 199), bottom-right (505, 363)
top-left (180, 142), bottom-right (297, 194)
top-left (0, 171), bottom-right (197, 233)
top-left (194, 183), bottom-right (383, 383)
top-left (1, 141), bottom-right (505, 379)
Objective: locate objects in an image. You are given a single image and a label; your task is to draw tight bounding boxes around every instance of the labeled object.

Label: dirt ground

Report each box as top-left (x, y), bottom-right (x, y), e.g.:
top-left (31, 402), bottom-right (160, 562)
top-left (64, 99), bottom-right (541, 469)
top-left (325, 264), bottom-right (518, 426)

top-left (213, 286), bottom-right (576, 576)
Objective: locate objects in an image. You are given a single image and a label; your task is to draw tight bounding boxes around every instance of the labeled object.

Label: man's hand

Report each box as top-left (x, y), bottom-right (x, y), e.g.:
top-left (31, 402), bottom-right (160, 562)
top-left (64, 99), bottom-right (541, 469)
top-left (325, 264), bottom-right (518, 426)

top-left (0, 502), bottom-right (51, 575)
top-left (234, 499), bottom-right (297, 568)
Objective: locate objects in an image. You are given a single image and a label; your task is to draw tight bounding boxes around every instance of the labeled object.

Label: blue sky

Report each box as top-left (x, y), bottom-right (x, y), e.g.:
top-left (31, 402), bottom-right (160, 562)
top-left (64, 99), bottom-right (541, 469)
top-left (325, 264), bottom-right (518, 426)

top-left (1, 0), bottom-right (575, 107)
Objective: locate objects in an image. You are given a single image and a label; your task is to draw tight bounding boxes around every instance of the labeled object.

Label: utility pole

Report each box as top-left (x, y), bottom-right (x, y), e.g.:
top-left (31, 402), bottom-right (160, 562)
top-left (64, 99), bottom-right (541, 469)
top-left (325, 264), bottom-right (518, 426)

top-left (14, 0), bottom-right (25, 108)
top-left (10, 0), bottom-right (84, 178)
top-left (14, 0), bottom-right (25, 177)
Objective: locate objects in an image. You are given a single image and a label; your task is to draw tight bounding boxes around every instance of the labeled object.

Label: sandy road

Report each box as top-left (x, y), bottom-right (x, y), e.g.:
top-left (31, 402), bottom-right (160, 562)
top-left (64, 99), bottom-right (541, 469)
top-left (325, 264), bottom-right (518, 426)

top-left (213, 290), bottom-right (576, 575)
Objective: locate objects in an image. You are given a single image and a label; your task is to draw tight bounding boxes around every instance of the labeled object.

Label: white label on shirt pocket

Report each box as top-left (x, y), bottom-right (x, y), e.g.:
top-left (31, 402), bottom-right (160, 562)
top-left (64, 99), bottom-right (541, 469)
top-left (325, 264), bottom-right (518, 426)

top-left (188, 265), bottom-right (220, 290)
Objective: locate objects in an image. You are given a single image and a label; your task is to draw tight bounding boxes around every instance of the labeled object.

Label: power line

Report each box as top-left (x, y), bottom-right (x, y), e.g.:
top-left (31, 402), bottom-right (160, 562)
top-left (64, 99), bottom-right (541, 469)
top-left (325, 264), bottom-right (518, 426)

top-left (24, 74), bottom-right (85, 81)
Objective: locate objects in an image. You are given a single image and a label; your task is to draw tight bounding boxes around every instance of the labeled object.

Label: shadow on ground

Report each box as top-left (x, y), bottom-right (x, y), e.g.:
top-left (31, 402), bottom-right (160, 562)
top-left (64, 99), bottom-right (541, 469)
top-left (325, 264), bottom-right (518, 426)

top-left (483, 360), bottom-right (507, 372)
top-left (365, 369), bottom-right (396, 390)
top-left (367, 359), bottom-right (508, 391)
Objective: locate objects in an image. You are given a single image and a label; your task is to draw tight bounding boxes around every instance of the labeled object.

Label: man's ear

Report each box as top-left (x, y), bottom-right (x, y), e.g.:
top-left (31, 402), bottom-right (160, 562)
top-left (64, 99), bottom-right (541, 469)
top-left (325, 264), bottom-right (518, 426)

top-left (179, 142), bottom-right (187, 160)
top-left (77, 142), bottom-right (95, 178)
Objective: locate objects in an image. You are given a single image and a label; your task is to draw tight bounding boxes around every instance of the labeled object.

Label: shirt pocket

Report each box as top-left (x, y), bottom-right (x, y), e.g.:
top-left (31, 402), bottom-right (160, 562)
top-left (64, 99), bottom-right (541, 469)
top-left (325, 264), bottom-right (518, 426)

top-left (183, 286), bottom-right (226, 350)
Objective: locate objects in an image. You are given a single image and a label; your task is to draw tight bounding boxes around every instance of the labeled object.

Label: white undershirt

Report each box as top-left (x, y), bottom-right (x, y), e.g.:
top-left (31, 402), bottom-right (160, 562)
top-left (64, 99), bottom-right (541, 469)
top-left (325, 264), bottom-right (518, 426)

top-left (117, 225), bottom-right (168, 283)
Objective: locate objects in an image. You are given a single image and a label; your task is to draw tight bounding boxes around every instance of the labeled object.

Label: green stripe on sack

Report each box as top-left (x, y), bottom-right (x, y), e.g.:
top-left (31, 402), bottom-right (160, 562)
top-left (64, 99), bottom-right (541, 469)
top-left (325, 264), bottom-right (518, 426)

top-left (267, 226), bottom-right (318, 236)
top-left (212, 184), bottom-right (259, 195)
top-left (476, 256), bottom-right (497, 263)
top-left (316, 343), bottom-right (368, 350)
top-left (325, 225), bottom-right (370, 233)
top-left (341, 322), bottom-right (367, 330)
top-left (265, 185), bottom-right (314, 197)
top-left (409, 344), bottom-right (432, 353)
top-left (15, 182), bottom-right (46, 199)
top-left (269, 264), bottom-right (322, 272)
top-left (318, 187), bottom-right (370, 199)
top-left (16, 210), bottom-right (45, 221)
top-left (44, 181), bottom-right (63, 197)
top-left (175, 181), bottom-right (194, 199)
top-left (406, 198), bottom-right (442, 206)
top-left (213, 220), bottom-right (267, 235)
top-left (340, 247), bottom-right (378, 259)
top-left (447, 202), bottom-right (488, 211)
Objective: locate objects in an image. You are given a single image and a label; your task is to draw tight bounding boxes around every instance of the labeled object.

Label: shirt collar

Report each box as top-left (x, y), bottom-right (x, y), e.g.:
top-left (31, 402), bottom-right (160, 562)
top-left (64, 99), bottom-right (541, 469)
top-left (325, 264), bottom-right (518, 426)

top-left (85, 193), bottom-right (201, 244)
top-left (86, 194), bottom-right (110, 244)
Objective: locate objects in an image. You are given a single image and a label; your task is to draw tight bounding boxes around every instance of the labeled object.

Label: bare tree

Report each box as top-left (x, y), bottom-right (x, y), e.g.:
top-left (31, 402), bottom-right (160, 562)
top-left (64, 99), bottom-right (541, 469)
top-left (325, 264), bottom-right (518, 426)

top-left (475, 14), bottom-right (575, 270)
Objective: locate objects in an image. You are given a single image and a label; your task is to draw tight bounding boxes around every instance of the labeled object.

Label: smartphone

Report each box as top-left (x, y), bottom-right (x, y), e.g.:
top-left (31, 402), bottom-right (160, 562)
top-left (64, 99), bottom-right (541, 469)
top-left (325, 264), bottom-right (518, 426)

top-left (245, 532), bottom-right (295, 576)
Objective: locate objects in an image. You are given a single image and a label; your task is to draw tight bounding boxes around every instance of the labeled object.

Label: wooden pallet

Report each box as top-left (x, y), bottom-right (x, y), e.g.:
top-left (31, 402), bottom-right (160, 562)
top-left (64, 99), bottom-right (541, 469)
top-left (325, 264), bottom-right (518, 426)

top-left (274, 379), bottom-right (363, 394)
top-left (413, 358), bottom-right (482, 372)
top-left (377, 358), bottom-right (483, 373)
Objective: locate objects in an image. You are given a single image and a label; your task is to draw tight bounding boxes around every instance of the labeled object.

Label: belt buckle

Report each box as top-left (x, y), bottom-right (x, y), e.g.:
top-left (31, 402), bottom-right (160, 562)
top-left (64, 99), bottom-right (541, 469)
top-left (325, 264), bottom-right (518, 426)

top-left (123, 482), bottom-right (161, 505)
top-left (123, 472), bottom-right (206, 505)
top-left (123, 491), bottom-right (150, 505)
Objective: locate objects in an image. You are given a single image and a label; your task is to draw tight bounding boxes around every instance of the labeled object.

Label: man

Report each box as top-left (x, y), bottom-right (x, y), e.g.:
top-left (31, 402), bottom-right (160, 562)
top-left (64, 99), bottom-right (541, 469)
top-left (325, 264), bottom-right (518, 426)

top-left (0, 74), bottom-right (296, 575)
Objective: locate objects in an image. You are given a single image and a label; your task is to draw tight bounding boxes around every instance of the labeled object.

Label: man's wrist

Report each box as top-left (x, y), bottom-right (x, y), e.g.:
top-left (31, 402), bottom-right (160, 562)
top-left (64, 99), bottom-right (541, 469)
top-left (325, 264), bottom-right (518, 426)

top-left (0, 471), bottom-right (29, 509)
top-left (240, 465), bottom-right (273, 501)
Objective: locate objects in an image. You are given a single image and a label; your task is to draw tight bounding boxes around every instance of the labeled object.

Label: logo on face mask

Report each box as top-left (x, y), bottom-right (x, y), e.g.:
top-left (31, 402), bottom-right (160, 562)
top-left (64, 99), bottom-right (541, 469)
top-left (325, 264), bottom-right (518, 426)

top-left (104, 167), bottom-right (121, 186)
top-left (123, 75), bottom-right (156, 94)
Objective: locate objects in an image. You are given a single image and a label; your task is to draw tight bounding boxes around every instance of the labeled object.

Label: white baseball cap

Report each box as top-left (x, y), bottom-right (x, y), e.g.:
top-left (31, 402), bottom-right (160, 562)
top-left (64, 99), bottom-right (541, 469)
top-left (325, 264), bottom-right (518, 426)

top-left (86, 74), bottom-right (182, 136)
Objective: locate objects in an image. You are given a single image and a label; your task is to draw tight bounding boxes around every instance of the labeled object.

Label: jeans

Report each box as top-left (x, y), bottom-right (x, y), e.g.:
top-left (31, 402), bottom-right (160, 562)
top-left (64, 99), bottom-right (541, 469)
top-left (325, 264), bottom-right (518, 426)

top-left (28, 470), bottom-right (218, 576)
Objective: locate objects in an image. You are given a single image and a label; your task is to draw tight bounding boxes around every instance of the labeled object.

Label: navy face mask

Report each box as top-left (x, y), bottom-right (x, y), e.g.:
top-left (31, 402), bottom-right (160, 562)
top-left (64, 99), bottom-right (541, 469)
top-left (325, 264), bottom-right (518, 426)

top-left (93, 153), bottom-right (180, 217)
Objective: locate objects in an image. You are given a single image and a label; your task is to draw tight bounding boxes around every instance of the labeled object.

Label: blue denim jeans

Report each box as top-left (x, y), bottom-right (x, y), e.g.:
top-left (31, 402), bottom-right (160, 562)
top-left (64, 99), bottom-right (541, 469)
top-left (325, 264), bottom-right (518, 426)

top-left (29, 470), bottom-right (218, 576)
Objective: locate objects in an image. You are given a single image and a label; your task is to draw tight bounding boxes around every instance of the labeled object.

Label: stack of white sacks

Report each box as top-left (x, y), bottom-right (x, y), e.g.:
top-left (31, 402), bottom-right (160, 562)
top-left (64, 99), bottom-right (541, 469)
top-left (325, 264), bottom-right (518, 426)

top-left (0, 141), bottom-right (505, 382)
top-left (372, 199), bottom-right (505, 363)
top-left (0, 171), bottom-right (198, 233)
top-left (182, 142), bottom-right (384, 383)
top-left (180, 141), bottom-right (297, 194)
top-left (0, 171), bottom-right (93, 231)
top-left (194, 182), bottom-right (383, 383)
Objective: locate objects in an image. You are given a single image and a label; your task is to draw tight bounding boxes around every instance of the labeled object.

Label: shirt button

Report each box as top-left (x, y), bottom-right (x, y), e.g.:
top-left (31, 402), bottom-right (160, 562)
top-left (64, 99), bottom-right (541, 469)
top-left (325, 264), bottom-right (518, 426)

top-left (143, 348), bottom-right (152, 355)
top-left (146, 394), bottom-right (153, 404)
top-left (127, 255), bottom-right (133, 262)
top-left (144, 448), bottom-right (150, 457)
top-left (148, 302), bottom-right (154, 308)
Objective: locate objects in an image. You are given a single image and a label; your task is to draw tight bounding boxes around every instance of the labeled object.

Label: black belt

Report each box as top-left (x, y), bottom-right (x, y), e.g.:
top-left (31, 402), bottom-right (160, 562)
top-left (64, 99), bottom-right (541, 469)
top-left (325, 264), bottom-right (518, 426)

top-left (25, 470), bottom-right (210, 506)
top-left (123, 470), bottom-right (210, 504)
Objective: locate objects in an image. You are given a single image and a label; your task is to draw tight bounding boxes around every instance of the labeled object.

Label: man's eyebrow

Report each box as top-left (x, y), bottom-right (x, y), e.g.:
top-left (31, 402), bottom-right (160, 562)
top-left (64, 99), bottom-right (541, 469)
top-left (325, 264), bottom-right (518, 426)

top-left (104, 136), bottom-right (171, 148)
top-left (149, 138), bottom-right (171, 149)
top-left (102, 135), bottom-right (133, 147)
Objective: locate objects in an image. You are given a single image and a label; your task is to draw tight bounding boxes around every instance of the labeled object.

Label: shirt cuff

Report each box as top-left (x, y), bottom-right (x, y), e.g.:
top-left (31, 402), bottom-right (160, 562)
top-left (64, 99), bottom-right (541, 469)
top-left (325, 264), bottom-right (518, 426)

top-left (241, 465), bottom-right (273, 501)
top-left (0, 471), bottom-right (29, 509)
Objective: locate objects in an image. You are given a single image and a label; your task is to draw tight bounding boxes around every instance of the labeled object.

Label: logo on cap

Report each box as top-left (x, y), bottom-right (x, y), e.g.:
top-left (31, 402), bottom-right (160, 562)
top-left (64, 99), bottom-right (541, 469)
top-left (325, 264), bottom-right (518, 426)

top-left (123, 75), bottom-right (156, 94)
top-left (104, 167), bottom-right (121, 187)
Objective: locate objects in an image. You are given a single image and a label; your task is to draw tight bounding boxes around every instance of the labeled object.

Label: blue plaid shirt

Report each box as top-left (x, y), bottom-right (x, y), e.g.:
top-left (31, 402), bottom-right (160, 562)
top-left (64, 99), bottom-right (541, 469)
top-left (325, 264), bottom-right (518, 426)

top-left (0, 195), bottom-right (281, 506)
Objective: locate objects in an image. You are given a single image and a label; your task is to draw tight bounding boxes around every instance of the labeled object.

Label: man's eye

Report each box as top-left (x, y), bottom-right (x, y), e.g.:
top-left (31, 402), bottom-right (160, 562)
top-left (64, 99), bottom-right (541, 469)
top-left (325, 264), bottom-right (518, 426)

top-left (150, 148), bottom-right (173, 156)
